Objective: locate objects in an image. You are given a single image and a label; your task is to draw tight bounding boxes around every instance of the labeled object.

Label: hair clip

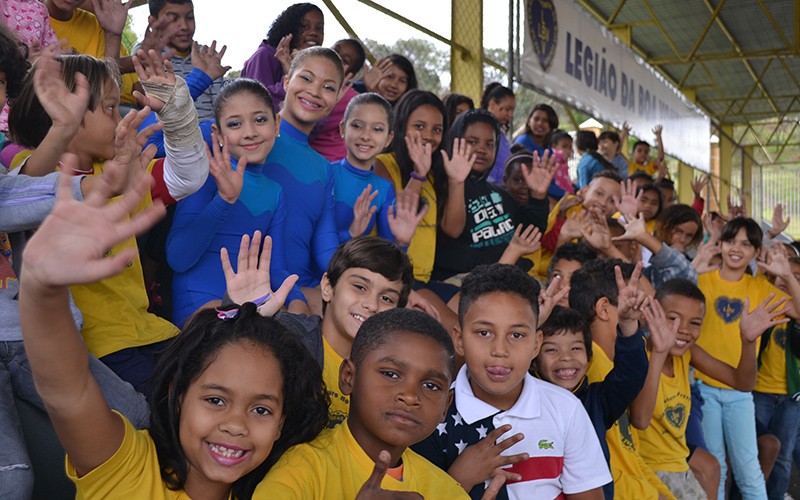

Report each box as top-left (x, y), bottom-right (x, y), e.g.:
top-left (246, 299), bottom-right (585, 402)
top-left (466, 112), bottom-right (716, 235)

top-left (216, 307), bottom-right (238, 320)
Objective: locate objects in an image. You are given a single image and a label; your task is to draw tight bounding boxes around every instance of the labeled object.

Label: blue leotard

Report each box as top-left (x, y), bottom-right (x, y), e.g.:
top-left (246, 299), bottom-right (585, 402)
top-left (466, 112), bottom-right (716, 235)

top-left (330, 158), bottom-right (397, 243)
top-left (166, 157), bottom-right (303, 327)
top-left (265, 120), bottom-right (339, 286)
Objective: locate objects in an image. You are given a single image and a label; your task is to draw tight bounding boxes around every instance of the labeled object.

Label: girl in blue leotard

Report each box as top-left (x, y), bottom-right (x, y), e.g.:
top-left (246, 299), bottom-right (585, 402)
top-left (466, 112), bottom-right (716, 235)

top-left (167, 79), bottom-right (306, 326)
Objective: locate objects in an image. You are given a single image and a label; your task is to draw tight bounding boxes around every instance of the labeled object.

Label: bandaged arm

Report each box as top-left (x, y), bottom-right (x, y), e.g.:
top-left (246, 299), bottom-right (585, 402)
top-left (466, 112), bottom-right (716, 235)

top-left (142, 75), bottom-right (209, 201)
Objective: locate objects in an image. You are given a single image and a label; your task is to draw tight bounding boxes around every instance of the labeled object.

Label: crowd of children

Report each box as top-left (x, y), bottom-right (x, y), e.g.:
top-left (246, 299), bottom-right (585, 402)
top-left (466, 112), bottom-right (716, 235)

top-left (1, 1), bottom-right (799, 499)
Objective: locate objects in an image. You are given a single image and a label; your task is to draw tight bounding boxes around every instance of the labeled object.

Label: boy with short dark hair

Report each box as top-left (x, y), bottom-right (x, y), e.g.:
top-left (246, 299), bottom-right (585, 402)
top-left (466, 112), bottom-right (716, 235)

top-left (534, 259), bottom-right (651, 499)
top-left (627, 125), bottom-right (664, 177)
top-left (569, 259), bottom-right (676, 499)
top-left (226, 235), bottom-right (414, 428)
top-left (414, 263), bottom-right (610, 499)
top-left (545, 242), bottom-right (597, 307)
top-left (142, 0), bottom-right (223, 121)
top-left (254, 308), bottom-right (468, 499)
top-left (631, 279), bottom-right (785, 499)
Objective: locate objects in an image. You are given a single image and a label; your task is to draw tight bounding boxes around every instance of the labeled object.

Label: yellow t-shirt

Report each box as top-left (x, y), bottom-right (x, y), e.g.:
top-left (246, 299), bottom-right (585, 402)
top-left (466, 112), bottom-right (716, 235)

top-left (68, 160), bottom-right (178, 357)
top-left (696, 270), bottom-right (787, 389)
top-left (322, 336), bottom-right (349, 428)
top-left (588, 342), bottom-right (675, 500)
top-left (377, 153), bottom-right (437, 283)
top-left (533, 195), bottom-right (583, 280)
top-left (49, 8), bottom-right (138, 105)
top-left (756, 323), bottom-right (789, 394)
top-left (639, 352), bottom-right (692, 473)
top-left (67, 413), bottom-right (204, 499)
top-left (628, 160), bottom-right (658, 177)
top-left (254, 421), bottom-right (468, 499)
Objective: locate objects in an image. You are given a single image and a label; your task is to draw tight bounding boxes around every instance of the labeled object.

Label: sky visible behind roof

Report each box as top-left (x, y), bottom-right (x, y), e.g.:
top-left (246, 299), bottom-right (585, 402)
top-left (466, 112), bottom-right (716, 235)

top-left (130, 0), bottom-right (513, 73)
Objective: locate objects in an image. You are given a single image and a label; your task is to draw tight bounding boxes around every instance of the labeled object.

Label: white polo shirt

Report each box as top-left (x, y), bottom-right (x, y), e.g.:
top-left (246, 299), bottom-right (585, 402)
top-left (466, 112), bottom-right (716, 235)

top-left (453, 367), bottom-right (611, 499)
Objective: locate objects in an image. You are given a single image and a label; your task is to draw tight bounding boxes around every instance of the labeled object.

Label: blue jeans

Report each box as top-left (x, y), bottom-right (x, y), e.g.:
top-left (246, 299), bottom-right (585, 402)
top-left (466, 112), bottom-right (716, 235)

top-left (698, 381), bottom-right (767, 500)
top-left (754, 391), bottom-right (800, 500)
top-left (0, 340), bottom-right (149, 498)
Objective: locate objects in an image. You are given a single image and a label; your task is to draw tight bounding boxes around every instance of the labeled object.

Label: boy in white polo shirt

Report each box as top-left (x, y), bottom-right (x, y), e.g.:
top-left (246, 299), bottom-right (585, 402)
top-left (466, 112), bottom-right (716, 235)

top-left (413, 264), bottom-right (610, 499)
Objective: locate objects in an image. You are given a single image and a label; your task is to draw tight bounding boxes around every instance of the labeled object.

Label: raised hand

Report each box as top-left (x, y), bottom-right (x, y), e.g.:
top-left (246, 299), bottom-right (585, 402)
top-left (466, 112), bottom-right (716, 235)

top-left (33, 49), bottom-right (90, 132)
top-left (191, 41), bottom-right (231, 80)
top-left (208, 130), bottom-right (245, 203)
top-left (739, 294), bottom-right (790, 342)
top-left (758, 245), bottom-right (793, 280)
top-left (538, 276), bottom-right (570, 325)
top-left (274, 35), bottom-right (293, 74)
top-left (356, 450), bottom-right (423, 499)
top-left (91, 0), bottom-right (131, 37)
top-left (615, 261), bottom-right (647, 328)
top-left (220, 231), bottom-right (299, 317)
top-left (131, 49), bottom-right (177, 112)
top-left (620, 121), bottom-right (631, 142)
top-left (580, 212), bottom-right (614, 253)
top-left (511, 224), bottom-right (541, 255)
top-left (362, 56), bottom-right (393, 92)
top-left (446, 424), bottom-right (527, 492)
top-left (652, 124), bottom-right (663, 138)
top-left (703, 212), bottom-right (723, 244)
top-left (22, 169), bottom-right (165, 289)
top-left (560, 208), bottom-right (586, 240)
top-left (521, 150), bottom-right (557, 199)
top-left (139, 15), bottom-right (181, 57)
top-left (613, 179), bottom-right (641, 220)
top-left (612, 212), bottom-right (648, 243)
top-left (405, 132), bottom-right (432, 178)
top-left (102, 106), bottom-right (161, 195)
top-left (726, 193), bottom-right (747, 219)
top-left (350, 185), bottom-right (379, 238)
top-left (388, 187), bottom-right (428, 247)
top-left (641, 298), bottom-right (678, 354)
top-left (691, 240), bottom-right (721, 274)
top-left (691, 175), bottom-right (708, 198)
top-left (441, 138), bottom-right (475, 183)
top-left (768, 203), bottom-right (790, 238)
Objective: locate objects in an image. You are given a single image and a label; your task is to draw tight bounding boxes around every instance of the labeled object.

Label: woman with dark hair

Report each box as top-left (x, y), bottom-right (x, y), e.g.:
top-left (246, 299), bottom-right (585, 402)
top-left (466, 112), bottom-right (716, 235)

top-left (242, 3), bottom-right (324, 109)
top-left (513, 103), bottom-right (559, 155)
top-left (480, 82), bottom-right (516, 184)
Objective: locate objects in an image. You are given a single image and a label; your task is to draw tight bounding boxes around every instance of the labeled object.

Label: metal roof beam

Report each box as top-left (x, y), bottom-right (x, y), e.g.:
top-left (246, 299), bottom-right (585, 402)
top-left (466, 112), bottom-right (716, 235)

top-left (704, 0), bottom-right (779, 115)
top-left (685, 0), bottom-right (725, 63)
top-left (756, 0), bottom-right (793, 51)
top-left (650, 48), bottom-right (797, 64)
top-left (607, 0), bottom-right (628, 25)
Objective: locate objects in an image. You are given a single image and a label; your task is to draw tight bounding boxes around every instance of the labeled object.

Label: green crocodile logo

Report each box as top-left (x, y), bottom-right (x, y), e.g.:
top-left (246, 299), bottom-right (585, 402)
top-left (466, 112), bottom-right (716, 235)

top-left (538, 439), bottom-right (554, 449)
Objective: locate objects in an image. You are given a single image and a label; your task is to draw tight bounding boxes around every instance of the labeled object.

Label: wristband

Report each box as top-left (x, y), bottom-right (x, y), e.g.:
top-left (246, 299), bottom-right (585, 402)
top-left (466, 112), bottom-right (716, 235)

top-left (410, 171), bottom-right (426, 182)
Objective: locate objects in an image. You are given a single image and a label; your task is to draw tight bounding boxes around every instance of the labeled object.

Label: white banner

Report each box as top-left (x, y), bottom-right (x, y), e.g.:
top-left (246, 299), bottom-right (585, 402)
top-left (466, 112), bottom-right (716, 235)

top-left (520, 0), bottom-right (711, 171)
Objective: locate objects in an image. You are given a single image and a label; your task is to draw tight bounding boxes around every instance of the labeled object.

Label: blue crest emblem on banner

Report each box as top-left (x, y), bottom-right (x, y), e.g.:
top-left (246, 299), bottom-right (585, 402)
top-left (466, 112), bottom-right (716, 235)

top-left (528, 0), bottom-right (558, 72)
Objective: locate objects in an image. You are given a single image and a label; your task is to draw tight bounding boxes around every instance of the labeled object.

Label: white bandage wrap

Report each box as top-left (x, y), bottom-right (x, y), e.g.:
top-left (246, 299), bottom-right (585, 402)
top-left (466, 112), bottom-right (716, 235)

top-left (142, 75), bottom-right (202, 149)
top-left (143, 76), bottom-right (208, 200)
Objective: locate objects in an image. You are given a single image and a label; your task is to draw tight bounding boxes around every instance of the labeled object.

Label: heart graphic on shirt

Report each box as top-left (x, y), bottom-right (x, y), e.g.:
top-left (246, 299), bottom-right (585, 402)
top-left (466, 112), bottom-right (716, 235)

top-left (714, 297), bottom-right (743, 323)
top-left (665, 403), bottom-right (686, 428)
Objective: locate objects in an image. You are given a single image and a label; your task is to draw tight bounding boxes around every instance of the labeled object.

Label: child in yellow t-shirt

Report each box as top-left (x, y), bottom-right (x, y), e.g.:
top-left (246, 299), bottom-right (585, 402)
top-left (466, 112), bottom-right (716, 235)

top-left (694, 218), bottom-right (800, 500)
top-left (753, 256), bottom-right (800, 498)
top-left (46, 1), bottom-right (139, 106)
top-left (632, 279), bottom-right (787, 499)
top-left (224, 235), bottom-right (414, 429)
top-left (7, 49), bottom-right (208, 391)
top-left (19, 160), bottom-right (328, 499)
top-left (626, 125), bottom-right (664, 177)
top-left (254, 308), bottom-right (470, 499)
top-left (568, 259), bottom-right (675, 499)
